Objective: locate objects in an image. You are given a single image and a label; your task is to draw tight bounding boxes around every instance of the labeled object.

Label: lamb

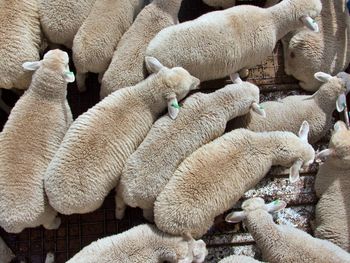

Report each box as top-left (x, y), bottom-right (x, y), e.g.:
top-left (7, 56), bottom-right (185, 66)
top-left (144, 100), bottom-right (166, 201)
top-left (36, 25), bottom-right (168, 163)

top-left (38, 0), bottom-right (97, 48)
top-left (0, 0), bottom-right (41, 113)
top-left (313, 121), bottom-right (350, 251)
top-left (282, 0), bottom-right (350, 91)
top-left (117, 77), bottom-right (266, 221)
top-left (72, 0), bottom-right (144, 92)
top-left (154, 121), bottom-right (315, 238)
top-left (66, 224), bottom-right (207, 263)
top-left (44, 57), bottom-right (200, 215)
top-left (225, 197), bottom-right (350, 262)
top-left (0, 49), bottom-right (74, 233)
top-left (100, 0), bottom-right (183, 99)
top-left (145, 0), bottom-right (321, 82)
top-left (218, 255), bottom-right (263, 263)
top-left (231, 72), bottom-right (349, 144)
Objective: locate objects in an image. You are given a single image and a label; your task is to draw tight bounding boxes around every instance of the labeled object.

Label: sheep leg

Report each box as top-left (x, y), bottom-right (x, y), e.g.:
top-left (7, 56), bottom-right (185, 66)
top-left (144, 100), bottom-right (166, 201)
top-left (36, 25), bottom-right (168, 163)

top-left (238, 68), bottom-right (250, 79)
top-left (98, 72), bottom-right (104, 84)
top-left (76, 72), bottom-right (87, 92)
top-left (115, 192), bottom-right (126, 220)
top-left (45, 252), bottom-right (55, 263)
top-left (0, 236), bottom-right (15, 263)
top-left (142, 208), bottom-right (154, 222)
top-left (0, 90), bottom-right (11, 114)
top-left (43, 216), bottom-right (61, 230)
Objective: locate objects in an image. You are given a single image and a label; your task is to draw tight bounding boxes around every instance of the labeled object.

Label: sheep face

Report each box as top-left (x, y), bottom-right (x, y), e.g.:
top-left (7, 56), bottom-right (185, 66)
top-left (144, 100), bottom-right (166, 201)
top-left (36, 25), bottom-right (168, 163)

top-left (316, 121), bottom-right (350, 168)
top-left (22, 49), bottom-right (75, 83)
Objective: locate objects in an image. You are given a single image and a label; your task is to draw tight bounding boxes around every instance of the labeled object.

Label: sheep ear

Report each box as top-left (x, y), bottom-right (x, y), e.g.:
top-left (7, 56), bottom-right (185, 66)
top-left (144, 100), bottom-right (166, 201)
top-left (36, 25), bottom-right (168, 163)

top-left (167, 94), bottom-right (180, 120)
top-left (289, 159), bottom-right (303, 183)
top-left (265, 200), bottom-right (287, 213)
top-left (298, 121), bottom-right (309, 143)
top-left (334, 121), bottom-right (348, 132)
top-left (314, 72), bottom-right (332, 83)
top-left (22, 61), bottom-right (42, 71)
top-left (230, 73), bottom-right (242, 84)
top-left (251, 102), bottom-right (266, 117)
top-left (145, 56), bottom-right (164, 73)
top-left (300, 16), bottom-right (319, 32)
top-left (63, 71), bottom-right (75, 83)
top-left (336, 93), bottom-right (347, 112)
top-left (316, 148), bottom-right (335, 160)
top-left (225, 211), bottom-right (246, 223)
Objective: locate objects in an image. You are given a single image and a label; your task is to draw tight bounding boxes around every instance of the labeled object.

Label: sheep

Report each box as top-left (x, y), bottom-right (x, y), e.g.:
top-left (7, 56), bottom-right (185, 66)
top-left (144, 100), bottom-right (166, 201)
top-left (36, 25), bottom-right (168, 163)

top-left (225, 197), bottom-right (350, 262)
top-left (218, 255), bottom-right (263, 263)
top-left (145, 0), bottom-right (321, 82)
top-left (202, 0), bottom-right (280, 9)
top-left (0, 49), bottom-right (74, 233)
top-left (154, 121), bottom-right (315, 238)
top-left (38, 0), bottom-right (97, 48)
top-left (72, 0), bottom-right (145, 92)
top-left (66, 224), bottom-right (207, 263)
top-left (116, 77), bottom-right (266, 221)
top-left (0, 0), bottom-right (41, 113)
top-left (282, 0), bottom-right (350, 91)
top-left (313, 121), bottom-right (350, 252)
top-left (231, 72), bottom-right (349, 144)
top-left (100, 0), bottom-right (184, 99)
top-left (44, 57), bottom-right (200, 216)
top-left (0, 237), bottom-right (15, 263)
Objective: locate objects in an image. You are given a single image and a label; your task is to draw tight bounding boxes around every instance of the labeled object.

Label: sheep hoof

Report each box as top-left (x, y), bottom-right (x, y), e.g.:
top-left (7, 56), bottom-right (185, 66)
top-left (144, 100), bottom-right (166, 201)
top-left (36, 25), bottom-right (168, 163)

top-left (45, 252), bottom-right (55, 263)
top-left (115, 208), bottom-right (125, 220)
top-left (239, 68), bottom-right (250, 79)
top-left (44, 217), bottom-right (61, 230)
top-left (142, 209), bottom-right (154, 222)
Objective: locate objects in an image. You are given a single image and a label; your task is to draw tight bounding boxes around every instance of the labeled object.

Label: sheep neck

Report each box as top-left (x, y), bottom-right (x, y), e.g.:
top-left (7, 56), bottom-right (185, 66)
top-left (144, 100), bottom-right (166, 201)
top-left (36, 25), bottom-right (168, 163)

top-left (29, 68), bottom-right (67, 101)
top-left (269, 0), bottom-right (306, 40)
top-left (313, 82), bottom-right (345, 113)
top-left (153, 0), bottom-right (183, 17)
top-left (245, 210), bottom-right (282, 251)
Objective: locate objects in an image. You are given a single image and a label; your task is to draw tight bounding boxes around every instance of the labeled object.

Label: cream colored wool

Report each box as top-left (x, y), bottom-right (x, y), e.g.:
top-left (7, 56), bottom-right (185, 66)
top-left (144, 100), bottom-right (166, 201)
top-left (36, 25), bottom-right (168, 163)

top-left (0, 237), bottom-right (15, 263)
top-left (0, 0), bottom-right (41, 113)
top-left (100, 0), bottom-right (183, 99)
top-left (117, 80), bottom-right (264, 221)
top-left (44, 57), bottom-right (199, 215)
top-left (145, 0), bottom-right (321, 82)
top-left (313, 121), bottom-right (350, 251)
top-left (0, 50), bottom-right (74, 233)
top-left (39, 0), bottom-right (96, 48)
top-left (73, 0), bottom-right (144, 92)
top-left (154, 123), bottom-right (315, 238)
top-left (226, 197), bottom-right (350, 263)
top-left (67, 224), bottom-right (207, 263)
top-left (282, 0), bottom-right (350, 91)
top-left (232, 72), bottom-right (348, 144)
top-left (218, 255), bottom-right (263, 263)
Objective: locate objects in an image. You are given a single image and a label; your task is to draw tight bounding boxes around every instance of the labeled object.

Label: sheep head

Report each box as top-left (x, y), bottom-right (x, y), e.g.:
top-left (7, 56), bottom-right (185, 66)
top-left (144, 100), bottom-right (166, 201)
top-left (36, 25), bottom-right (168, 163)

top-left (225, 197), bottom-right (287, 223)
top-left (316, 121), bottom-right (350, 167)
top-left (294, 0), bottom-right (322, 32)
top-left (22, 49), bottom-right (75, 83)
top-left (145, 56), bottom-right (200, 119)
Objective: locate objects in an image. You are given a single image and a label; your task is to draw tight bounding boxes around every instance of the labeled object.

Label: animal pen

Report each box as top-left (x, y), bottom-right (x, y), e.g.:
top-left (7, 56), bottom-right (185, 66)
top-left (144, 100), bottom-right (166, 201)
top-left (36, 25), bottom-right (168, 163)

top-left (0, 0), bottom-right (348, 262)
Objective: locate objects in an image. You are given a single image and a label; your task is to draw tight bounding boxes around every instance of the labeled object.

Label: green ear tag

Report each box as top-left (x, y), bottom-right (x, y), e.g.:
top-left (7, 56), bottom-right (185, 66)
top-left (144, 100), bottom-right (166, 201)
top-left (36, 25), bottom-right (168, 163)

top-left (259, 105), bottom-right (264, 110)
top-left (171, 102), bottom-right (181, 109)
top-left (273, 200), bottom-right (280, 205)
top-left (66, 71), bottom-right (74, 76)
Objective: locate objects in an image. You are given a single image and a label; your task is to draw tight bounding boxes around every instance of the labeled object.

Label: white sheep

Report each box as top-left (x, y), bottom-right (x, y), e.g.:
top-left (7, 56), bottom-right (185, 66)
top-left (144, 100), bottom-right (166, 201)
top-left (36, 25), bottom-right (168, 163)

top-left (231, 72), bottom-right (349, 143)
top-left (100, 0), bottom-right (183, 99)
top-left (44, 57), bottom-right (200, 216)
top-left (117, 77), bottom-right (266, 221)
top-left (66, 224), bottom-right (208, 263)
top-left (154, 122), bottom-right (315, 238)
top-left (145, 0), bottom-right (321, 82)
top-left (0, 237), bottom-right (15, 263)
top-left (72, 0), bottom-right (144, 92)
top-left (218, 255), bottom-right (263, 263)
top-left (38, 0), bottom-right (97, 48)
top-left (0, 0), bottom-right (41, 113)
top-left (313, 121), bottom-right (350, 251)
top-left (282, 0), bottom-right (350, 91)
top-left (225, 197), bottom-right (350, 262)
top-left (0, 49), bottom-right (74, 233)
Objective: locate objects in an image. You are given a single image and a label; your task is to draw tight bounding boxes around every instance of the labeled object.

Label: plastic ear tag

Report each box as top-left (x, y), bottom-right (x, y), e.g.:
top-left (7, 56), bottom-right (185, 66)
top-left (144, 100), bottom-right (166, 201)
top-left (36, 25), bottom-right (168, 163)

top-left (171, 101), bottom-right (181, 109)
